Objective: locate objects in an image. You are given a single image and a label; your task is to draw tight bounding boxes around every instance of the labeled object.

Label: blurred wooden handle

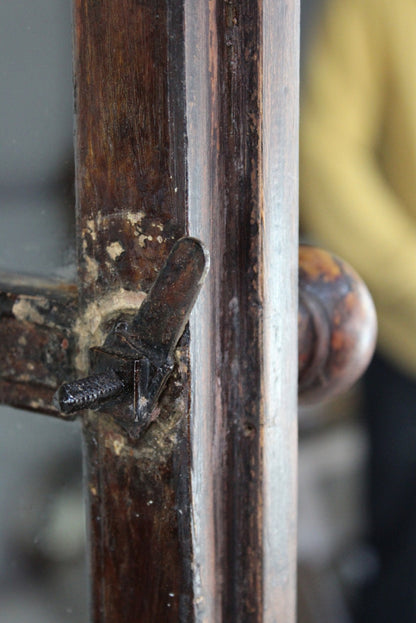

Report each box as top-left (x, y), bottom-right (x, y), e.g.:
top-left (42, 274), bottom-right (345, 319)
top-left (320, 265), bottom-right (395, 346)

top-left (298, 245), bottom-right (377, 404)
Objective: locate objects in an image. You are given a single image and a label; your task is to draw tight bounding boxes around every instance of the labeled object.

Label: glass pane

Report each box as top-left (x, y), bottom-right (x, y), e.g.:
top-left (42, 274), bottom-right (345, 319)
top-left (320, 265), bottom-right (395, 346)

top-left (0, 407), bottom-right (87, 622)
top-left (0, 0), bottom-right (75, 279)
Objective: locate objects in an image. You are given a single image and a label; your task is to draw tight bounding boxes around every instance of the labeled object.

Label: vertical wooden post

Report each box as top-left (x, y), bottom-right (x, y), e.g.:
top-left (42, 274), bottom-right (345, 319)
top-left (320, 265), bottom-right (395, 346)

top-left (73, 2), bottom-right (193, 621)
top-left (186, 0), bottom-right (299, 621)
top-left (73, 0), bottom-right (299, 620)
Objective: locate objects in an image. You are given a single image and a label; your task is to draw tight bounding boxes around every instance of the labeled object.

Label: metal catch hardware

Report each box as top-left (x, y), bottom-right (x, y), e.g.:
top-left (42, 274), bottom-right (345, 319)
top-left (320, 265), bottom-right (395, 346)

top-left (54, 237), bottom-right (209, 437)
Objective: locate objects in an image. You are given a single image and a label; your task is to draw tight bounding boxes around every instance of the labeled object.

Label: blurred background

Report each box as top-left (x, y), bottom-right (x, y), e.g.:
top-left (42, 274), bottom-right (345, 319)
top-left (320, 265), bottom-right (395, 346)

top-left (0, 1), bottom-right (86, 621)
top-left (298, 2), bottom-right (375, 622)
top-left (0, 0), bottom-right (377, 621)
top-left (300, 0), bottom-right (416, 622)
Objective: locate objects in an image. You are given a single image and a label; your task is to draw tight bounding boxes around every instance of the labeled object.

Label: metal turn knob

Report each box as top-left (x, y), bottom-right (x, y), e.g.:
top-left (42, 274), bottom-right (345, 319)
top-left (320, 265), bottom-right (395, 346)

top-left (54, 237), bottom-right (209, 437)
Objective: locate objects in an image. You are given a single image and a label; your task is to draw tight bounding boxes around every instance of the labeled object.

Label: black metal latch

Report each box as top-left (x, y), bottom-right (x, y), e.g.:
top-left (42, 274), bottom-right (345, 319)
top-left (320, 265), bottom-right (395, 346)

top-left (54, 237), bottom-right (209, 438)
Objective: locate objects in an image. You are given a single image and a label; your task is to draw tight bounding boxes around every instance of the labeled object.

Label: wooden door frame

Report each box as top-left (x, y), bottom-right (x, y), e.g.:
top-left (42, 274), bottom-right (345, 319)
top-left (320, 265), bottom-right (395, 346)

top-left (185, 1), bottom-right (299, 620)
top-left (0, 1), bottom-right (299, 621)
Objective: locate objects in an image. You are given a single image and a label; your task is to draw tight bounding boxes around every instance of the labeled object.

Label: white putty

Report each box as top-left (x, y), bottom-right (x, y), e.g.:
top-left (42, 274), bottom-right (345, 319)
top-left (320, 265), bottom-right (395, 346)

top-left (12, 298), bottom-right (48, 326)
top-left (106, 241), bottom-right (124, 261)
top-left (84, 254), bottom-right (99, 281)
top-left (73, 288), bottom-right (146, 372)
top-left (126, 211), bottom-right (145, 226)
top-left (138, 234), bottom-right (153, 248)
top-left (112, 437), bottom-right (125, 456)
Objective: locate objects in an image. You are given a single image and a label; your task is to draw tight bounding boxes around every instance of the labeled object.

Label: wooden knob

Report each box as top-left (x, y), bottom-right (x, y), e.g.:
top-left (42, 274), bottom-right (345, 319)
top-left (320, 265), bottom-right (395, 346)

top-left (298, 245), bottom-right (377, 404)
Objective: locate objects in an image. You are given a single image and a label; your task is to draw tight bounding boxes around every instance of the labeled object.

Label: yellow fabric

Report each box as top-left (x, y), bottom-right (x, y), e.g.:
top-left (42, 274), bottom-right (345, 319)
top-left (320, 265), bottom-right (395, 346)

top-left (300, 0), bottom-right (416, 376)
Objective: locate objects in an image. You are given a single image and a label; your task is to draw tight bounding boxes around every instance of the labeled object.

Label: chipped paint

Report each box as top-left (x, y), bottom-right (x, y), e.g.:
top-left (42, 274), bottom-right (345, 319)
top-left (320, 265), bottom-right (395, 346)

top-left (84, 254), bottom-right (99, 281)
top-left (138, 233), bottom-right (154, 248)
top-left (112, 436), bottom-right (125, 456)
top-left (85, 218), bottom-right (96, 233)
top-left (106, 241), bottom-right (124, 261)
top-left (12, 298), bottom-right (48, 325)
top-left (126, 211), bottom-right (145, 226)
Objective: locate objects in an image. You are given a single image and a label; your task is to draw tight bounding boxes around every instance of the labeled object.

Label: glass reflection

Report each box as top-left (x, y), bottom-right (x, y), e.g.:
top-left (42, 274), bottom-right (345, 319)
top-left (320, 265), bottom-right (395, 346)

top-left (0, 0), bottom-right (75, 278)
top-left (0, 1), bottom-right (85, 619)
top-left (0, 408), bottom-right (87, 622)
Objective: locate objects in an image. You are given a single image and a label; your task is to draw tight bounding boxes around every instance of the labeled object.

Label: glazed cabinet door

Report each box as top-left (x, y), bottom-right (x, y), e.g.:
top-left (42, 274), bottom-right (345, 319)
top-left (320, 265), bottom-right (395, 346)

top-left (0, 1), bottom-right (300, 621)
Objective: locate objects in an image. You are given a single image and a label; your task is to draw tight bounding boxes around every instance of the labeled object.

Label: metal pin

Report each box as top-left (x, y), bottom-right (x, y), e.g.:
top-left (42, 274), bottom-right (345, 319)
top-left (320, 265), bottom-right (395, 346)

top-left (54, 370), bottom-right (126, 415)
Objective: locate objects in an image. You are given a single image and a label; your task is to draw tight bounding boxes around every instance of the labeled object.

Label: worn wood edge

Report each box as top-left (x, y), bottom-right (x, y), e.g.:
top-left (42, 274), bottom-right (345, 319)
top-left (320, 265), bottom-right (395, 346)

top-left (262, 0), bottom-right (299, 621)
top-left (0, 286), bottom-right (78, 415)
top-left (0, 380), bottom-right (67, 416)
top-left (0, 270), bottom-right (77, 298)
top-left (185, 0), bottom-right (219, 619)
top-left (0, 288), bottom-right (77, 323)
top-left (186, 0), bottom-right (265, 620)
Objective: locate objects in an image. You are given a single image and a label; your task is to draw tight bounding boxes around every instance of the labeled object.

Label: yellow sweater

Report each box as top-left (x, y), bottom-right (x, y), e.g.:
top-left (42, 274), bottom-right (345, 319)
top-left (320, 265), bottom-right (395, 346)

top-left (300, 0), bottom-right (416, 377)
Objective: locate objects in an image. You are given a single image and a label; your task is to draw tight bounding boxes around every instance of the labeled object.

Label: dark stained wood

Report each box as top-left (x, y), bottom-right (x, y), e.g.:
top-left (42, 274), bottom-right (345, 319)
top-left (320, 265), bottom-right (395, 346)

top-left (82, 360), bottom-right (193, 622)
top-left (0, 279), bottom-right (78, 415)
top-left (0, 1), bottom-right (380, 621)
top-left (185, 0), bottom-right (300, 621)
top-left (73, 1), bottom-right (193, 621)
top-left (73, 0), bottom-right (186, 298)
top-left (73, 0), bottom-right (301, 619)
top-left (209, 2), bottom-right (264, 618)
top-left (1, 0), bottom-right (300, 620)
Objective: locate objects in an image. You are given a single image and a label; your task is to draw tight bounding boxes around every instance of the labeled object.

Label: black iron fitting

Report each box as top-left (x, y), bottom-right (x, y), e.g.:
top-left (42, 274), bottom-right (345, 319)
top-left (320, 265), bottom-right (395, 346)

top-left (54, 237), bottom-right (209, 438)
